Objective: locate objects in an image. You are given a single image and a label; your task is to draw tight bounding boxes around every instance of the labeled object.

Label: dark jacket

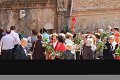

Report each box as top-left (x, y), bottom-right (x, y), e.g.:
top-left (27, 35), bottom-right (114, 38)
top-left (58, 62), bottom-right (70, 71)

top-left (14, 45), bottom-right (28, 60)
top-left (62, 50), bottom-right (74, 60)
top-left (103, 41), bottom-right (115, 60)
top-left (82, 45), bottom-right (94, 60)
top-left (32, 40), bottom-right (45, 60)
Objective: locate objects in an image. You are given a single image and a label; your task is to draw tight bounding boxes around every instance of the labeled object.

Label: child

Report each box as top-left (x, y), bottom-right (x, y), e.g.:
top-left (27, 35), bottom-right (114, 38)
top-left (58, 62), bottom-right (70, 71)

top-left (62, 43), bottom-right (74, 60)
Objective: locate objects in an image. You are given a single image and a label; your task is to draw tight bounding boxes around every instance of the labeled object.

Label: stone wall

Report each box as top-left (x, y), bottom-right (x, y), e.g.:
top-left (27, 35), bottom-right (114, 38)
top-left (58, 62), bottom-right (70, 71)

top-left (0, 0), bottom-right (57, 36)
top-left (72, 0), bottom-right (120, 33)
top-left (1, 0), bottom-right (120, 34)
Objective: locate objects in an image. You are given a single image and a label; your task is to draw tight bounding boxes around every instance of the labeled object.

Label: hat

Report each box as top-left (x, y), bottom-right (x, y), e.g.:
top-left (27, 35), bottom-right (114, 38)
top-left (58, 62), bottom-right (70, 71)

top-left (85, 38), bottom-right (93, 46)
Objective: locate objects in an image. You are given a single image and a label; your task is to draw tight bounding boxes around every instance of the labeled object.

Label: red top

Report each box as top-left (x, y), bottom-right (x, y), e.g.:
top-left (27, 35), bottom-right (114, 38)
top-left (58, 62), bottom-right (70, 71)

top-left (114, 32), bottom-right (120, 43)
top-left (55, 42), bottom-right (66, 52)
top-left (48, 41), bottom-right (66, 60)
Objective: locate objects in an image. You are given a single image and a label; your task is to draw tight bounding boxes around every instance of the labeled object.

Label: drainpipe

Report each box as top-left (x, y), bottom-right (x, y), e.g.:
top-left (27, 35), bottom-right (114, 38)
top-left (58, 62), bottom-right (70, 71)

top-left (70, 0), bottom-right (74, 16)
top-left (68, 0), bottom-right (74, 30)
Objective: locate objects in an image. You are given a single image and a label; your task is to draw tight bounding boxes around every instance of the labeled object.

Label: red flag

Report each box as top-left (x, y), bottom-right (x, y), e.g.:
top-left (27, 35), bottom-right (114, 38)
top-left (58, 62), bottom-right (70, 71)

top-left (72, 16), bottom-right (76, 34)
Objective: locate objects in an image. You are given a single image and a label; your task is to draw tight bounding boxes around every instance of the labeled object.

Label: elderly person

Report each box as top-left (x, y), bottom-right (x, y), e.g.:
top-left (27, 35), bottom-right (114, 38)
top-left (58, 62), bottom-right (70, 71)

top-left (108, 35), bottom-right (118, 59)
top-left (103, 35), bottom-right (118, 60)
top-left (82, 38), bottom-right (94, 60)
top-left (50, 33), bottom-right (58, 49)
top-left (62, 43), bottom-right (74, 60)
top-left (14, 38), bottom-right (28, 60)
top-left (48, 33), bottom-right (58, 60)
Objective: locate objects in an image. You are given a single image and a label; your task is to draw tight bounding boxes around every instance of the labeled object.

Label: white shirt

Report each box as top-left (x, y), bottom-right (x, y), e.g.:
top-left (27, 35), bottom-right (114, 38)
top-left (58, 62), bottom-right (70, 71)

top-left (65, 39), bottom-right (74, 45)
top-left (10, 30), bottom-right (21, 45)
top-left (65, 39), bottom-right (76, 59)
top-left (21, 45), bottom-right (27, 55)
top-left (111, 41), bottom-right (117, 51)
top-left (0, 34), bottom-right (14, 51)
top-left (91, 44), bottom-right (97, 52)
top-left (53, 41), bottom-right (58, 48)
top-left (27, 36), bottom-right (31, 42)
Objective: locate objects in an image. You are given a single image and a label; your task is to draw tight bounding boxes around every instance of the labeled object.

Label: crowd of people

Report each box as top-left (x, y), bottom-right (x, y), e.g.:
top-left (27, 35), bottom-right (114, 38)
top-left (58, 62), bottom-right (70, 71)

top-left (0, 26), bottom-right (120, 60)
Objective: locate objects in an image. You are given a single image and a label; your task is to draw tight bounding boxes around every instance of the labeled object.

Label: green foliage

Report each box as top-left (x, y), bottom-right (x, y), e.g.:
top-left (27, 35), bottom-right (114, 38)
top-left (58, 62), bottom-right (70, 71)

top-left (101, 32), bottom-right (110, 39)
top-left (42, 42), bottom-right (54, 53)
top-left (42, 42), bottom-right (63, 59)
top-left (73, 35), bottom-right (81, 45)
top-left (63, 25), bottom-right (72, 33)
top-left (115, 46), bottom-right (120, 56)
top-left (96, 41), bottom-right (104, 52)
top-left (42, 37), bottom-right (49, 42)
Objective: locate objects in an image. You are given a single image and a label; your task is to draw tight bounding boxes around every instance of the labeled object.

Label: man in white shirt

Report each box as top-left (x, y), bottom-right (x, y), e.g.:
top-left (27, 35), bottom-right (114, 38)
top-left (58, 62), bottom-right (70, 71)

top-left (0, 29), bottom-right (14, 60)
top-left (10, 26), bottom-right (21, 55)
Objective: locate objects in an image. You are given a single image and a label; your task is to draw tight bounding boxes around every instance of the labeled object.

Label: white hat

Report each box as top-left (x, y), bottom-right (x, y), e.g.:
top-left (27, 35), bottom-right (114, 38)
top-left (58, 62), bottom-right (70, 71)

top-left (85, 38), bottom-right (93, 46)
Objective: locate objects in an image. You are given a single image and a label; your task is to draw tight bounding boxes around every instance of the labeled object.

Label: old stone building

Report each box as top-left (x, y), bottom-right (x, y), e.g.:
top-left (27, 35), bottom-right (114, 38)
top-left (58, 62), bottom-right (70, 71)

top-left (0, 0), bottom-right (120, 35)
top-left (0, 0), bottom-right (70, 36)
top-left (72, 0), bottom-right (120, 32)
top-left (0, 0), bottom-right (58, 36)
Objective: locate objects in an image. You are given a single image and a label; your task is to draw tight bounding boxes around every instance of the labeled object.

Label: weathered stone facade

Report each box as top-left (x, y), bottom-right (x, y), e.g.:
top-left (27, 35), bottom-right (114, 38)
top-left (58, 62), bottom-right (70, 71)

top-left (0, 0), bottom-right (57, 36)
top-left (1, 0), bottom-right (120, 35)
top-left (72, 0), bottom-right (120, 32)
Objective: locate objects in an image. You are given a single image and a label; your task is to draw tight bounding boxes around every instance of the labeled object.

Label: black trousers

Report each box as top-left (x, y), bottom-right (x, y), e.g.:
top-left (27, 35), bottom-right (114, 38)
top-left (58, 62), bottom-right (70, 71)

top-left (1, 49), bottom-right (13, 60)
top-left (76, 51), bottom-right (80, 60)
top-left (12, 45), bottom-right (19, 60)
